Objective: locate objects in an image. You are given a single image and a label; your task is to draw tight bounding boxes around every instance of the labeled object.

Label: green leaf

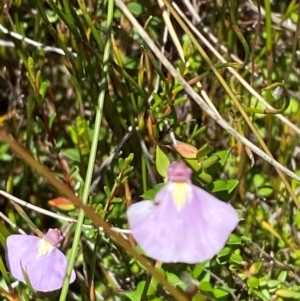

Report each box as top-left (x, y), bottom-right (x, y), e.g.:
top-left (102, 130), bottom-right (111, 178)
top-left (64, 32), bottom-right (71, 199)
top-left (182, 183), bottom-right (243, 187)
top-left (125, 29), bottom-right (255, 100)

top-left (227, 234), bottom-right (242, 245)
top-left (285, 98), bottom-right (299, 114)
top-left (0, 144), bottom-right (12, 161)
top-left (192, 293), bottom-right (208, 301)
top-left (247, 277), bottom-right (259, 289)
top-left (258, 275), bottom-right (268, 287)
top-left (213, 288), bottom-right (229, 299)
top-left (60, 148), bottom-right (81, 162)
top-left (210, 180), bottom-right (227, 192)
top-left (174, 94), bottom-right (188, 105)
top-left (166, 272), bottom-right (186, 290)
top-left (198, 281), bottom-right (213, 292)
top-left (46, 9), bottom-right (58, 23)
top-left (36, 70), bottom-right (41, 88)
top-left (210, 179), bottom-right (239, 193)
top-left (201, 155), bottom-right (220, 169)
top-left (0, 256), bottom-right (8, 287)
top-left (128, 2), bottom-right (144, 15)
top-left (39, 81), bottom-right (49, 98)
top-left (218, 248), bottom-right (231, 257)
top-left (124, 57), bottom-right (139, 69)
top-left (152, 92), bottom-right (163, 109)
top-left (277, 271), bottom-right (288, 282)
top-left (196, 144), bottom-right (213, 159)
top-left (36, 93), bottom-right (45, 106)
top-left (122, 290), bottom-right (141, 301)
top-left (229, 264), bottom-right (238, 272)
top-left (104, 186), bottom-right (111, 197)
top-left (155, 146), bottom-right (170, 178)
top-left (267, 280), bottom-right (281, 288)
top-left (258, 186), bottom-right (273, 198)
top-left (215, 149), bottom-right (230, 166)
top-left (249, 262), bottom-right (262, 275)
top-left (226, 179), bottom-right (239, 193)
top-left (216, 247), bottom-right (231, 264)
top-left (192, 262), bottom-right (209, 278)
top-left (136, 280), bottom-right (157, 296)
top-left (230, 253), bottom-right (243, 264)
top-left (199, 271), bottom-right (211, 283)
top-left (261, 289), bottom-right (271, 300)
top-left (197, 170), bottom-right (213, 184)
top-left (237, 272), bottom-right (247, 281)
top-left (141, 183), bottom-right (165, 200)
top-left (276, 289), bottom-right (300, 298)
top-left (27, 57), bottom-right (35, 79)
top-left (68, 125), bottom-right (78, 144)
top-left (48, 112), bottom-right (57, 129)
top-left (253, 289), bottom-right (270, 301)
top-left (253, 174), bottom-right (267, 187)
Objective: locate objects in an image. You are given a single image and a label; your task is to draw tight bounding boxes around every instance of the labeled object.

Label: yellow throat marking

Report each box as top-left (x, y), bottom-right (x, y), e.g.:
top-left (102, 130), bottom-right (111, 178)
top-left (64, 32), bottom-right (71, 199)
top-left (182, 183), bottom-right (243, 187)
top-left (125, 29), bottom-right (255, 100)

top-left (37, 239), bottom-right (53, 257)
top-left (170, 182), bottom-right (190, 211)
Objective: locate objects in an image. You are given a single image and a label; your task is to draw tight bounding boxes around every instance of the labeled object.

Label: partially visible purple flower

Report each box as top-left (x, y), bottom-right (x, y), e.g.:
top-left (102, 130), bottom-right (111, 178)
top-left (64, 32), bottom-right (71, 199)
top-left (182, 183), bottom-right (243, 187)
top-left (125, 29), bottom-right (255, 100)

top-left (5, 228), bottom-right (76, 292)
top-left (127, 161), bottom-right (239, 263)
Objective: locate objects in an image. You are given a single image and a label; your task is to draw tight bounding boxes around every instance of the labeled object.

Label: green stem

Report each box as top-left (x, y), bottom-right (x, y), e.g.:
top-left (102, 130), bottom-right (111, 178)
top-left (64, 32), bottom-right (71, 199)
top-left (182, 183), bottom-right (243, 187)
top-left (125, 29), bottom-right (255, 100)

top-left (59, 1), bottom-right (114, 300)
top-left (229, 0), bottom-right (250, 68)
top-left (77, 0), bottom-right (104, 50)
top-left (36, 0), bottom-right (78, 74)
top-left (141, 156), bottom-right (147, 193)
top-left (263, 0), bottom-right (273, 89)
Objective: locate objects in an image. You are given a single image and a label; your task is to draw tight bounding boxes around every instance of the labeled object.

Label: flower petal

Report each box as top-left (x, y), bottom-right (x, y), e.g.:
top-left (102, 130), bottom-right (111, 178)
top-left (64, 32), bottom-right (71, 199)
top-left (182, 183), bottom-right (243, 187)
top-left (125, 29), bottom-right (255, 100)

top-left (6, 235), bottom-right (40, 283)
top-left (180, 185), bottom-right (239, 263)
top-left (24, 248), bottom-right (76, 292)
top-left (6, 234), bottom-right (76, 292)
top-left (127, 184), bottom-right (238, 263)
top-left (126, 200), bottom-right (155, 224)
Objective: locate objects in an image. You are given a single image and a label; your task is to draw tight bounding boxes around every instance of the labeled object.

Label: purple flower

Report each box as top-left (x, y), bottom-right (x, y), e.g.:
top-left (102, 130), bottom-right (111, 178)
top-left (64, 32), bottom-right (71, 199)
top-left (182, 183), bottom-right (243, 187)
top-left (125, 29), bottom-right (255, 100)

top-left (127, 161), bottom-right (239, 263)
top-left (5, 228), bottom-right (76, 292)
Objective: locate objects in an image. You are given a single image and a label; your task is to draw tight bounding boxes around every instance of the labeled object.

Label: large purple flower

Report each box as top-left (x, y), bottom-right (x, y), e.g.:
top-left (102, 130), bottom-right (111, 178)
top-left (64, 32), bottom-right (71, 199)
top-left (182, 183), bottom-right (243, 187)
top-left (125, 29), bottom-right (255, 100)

top-left (5, 228), bottom-right (76, 292)
top-left (127, 161), bottom-right (239, 263)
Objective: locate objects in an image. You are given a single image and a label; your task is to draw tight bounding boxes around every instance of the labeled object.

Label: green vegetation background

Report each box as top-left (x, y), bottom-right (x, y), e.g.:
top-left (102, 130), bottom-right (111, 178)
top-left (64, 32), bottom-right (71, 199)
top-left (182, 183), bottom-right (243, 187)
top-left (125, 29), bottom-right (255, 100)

top-left (0, 0), bottom-right (300, 300)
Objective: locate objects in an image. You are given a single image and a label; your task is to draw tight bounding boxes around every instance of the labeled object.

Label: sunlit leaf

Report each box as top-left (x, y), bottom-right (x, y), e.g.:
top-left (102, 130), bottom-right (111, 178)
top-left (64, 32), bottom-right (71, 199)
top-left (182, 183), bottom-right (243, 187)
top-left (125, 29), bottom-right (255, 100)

top-left (170, 142), bottom-right (198, 159)
top-left (48, 197), bottom-right (75, 211)
top-left (155, 146), bottom-right (170, 178)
